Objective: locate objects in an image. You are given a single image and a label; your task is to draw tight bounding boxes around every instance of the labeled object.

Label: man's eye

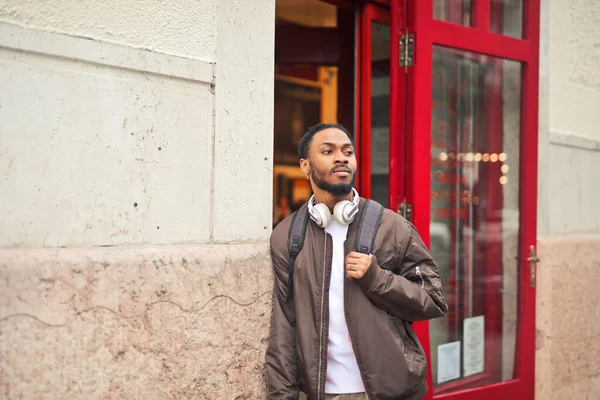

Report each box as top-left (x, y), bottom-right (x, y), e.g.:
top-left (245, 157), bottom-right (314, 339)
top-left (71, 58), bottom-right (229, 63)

top-left (345, 151), bottom-right (354, 156)
top-left (322, 150), bottom-right (332, 154)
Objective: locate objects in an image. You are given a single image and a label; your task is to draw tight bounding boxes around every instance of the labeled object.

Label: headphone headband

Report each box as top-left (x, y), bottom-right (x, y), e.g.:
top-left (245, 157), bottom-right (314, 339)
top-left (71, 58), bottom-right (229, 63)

top-left (307, 188), bottom-right (360, 228)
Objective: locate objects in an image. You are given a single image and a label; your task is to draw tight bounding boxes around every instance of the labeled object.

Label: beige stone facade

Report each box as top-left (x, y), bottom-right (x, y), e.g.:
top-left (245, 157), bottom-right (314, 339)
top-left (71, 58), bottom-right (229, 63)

top-left (534, 0), bottom-right (600, 398)
top-left (536, 236), bottom-right (600, 400)
top-left (0, 0), bottom-right (275, 397)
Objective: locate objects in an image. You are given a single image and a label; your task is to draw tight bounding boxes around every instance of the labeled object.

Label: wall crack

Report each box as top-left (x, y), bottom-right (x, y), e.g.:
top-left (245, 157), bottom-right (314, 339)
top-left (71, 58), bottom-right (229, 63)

top-left (0, 290), bottom-right (271, 328)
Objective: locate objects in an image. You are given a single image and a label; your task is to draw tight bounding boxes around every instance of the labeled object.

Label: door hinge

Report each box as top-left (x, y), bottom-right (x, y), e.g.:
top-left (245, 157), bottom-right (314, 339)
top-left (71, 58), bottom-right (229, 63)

top-left (527, 245), bottom-right (541, 288)
top-left (398, 199), bottom-right (413, 222)
top-left (400, 33), bottom-right (414, 67)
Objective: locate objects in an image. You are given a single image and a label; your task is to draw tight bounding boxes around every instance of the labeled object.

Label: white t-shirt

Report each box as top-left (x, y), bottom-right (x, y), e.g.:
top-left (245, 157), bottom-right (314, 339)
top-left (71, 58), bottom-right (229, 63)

top-left (324, 220), bottom-right (366, 394)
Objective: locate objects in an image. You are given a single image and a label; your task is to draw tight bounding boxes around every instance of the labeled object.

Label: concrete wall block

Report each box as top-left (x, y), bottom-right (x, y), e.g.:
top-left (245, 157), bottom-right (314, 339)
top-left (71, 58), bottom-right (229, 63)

top-left (0, 242), bottom-right (273, 398)
top-left (213, 0), bottom-right (276, 242)
top-left (0, 0), bottom-right (216, 61)
top-left (545, 141), bottom-right (600, 234)
top-left (0, 243), bottom-right (272, 325)
top-left (0, 23), bottom-right (215, 247)
top-left (539, 0), bottom-right (600, 234)
top-left (548, 0), bottom-right (600, 141)
top-left (535, 234), bottom-right (600, 399)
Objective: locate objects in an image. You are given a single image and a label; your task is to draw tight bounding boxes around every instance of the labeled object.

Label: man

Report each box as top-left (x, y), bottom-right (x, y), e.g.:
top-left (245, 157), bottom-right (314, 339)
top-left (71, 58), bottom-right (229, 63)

top-left (266, 123), bottom-right (448, 400)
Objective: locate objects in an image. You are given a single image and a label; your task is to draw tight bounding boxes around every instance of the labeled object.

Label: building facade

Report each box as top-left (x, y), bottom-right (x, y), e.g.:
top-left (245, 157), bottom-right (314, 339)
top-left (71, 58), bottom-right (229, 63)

top-left (0, 0), bottom-right (598, 399)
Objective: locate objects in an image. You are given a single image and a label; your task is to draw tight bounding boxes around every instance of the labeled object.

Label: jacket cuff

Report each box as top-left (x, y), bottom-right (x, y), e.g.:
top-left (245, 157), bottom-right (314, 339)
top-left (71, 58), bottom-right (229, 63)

top-left (357, 254), bottom-right (384, 289)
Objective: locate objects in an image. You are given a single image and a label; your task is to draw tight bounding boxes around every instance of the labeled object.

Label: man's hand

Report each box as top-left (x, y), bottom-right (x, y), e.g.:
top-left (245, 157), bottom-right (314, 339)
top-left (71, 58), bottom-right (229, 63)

top-left (345, 252), bottom-right (373, 279)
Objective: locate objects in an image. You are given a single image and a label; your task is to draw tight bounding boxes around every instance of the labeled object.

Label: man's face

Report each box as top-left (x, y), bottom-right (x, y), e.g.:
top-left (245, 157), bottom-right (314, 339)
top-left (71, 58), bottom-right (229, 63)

top-left (300, 128), bottom-right (357, 197)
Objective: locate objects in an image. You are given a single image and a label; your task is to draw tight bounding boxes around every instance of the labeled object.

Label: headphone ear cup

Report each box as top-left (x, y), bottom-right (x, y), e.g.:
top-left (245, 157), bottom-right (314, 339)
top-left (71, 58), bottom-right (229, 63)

top-left (333, 200), bottom-right (355, 226)
top-left (310, 203), bottom-right (332, 228)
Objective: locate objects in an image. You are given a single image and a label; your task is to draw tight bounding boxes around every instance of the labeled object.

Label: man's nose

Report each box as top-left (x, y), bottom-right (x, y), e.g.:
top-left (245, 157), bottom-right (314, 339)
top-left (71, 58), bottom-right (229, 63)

top-left (334, 150), bottom-right (350, 164)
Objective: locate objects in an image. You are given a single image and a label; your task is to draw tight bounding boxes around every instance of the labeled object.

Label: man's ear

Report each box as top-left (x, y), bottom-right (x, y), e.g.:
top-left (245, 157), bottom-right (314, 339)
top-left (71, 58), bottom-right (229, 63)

top-left (299, 159), bottom-right (310, 176)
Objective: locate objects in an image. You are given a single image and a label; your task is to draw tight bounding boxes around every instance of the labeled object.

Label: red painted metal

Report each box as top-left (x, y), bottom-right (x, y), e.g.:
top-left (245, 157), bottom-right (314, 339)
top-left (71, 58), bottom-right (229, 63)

top-left (402, 0), bottom-right (541, 398)
top-left (434, 372), bottom-right (495, 395)
top-left (482, 54), bottom-right (505, 384)
top-left (517, 0), bottom-right (541, 398)
top-left (478, 0), bottom-right (507, 384)
top-left (430, 20), bottom-right (530, 61)
top-left (405, 0), bottom-right (436, 396)
top-left (388, 0), bottom-right (406, 210)
top-left (359, 5), bottom-right (373, 198)
top-left (357, 4), bottom-right (390, 199)
top-left (435, 379), bottom-right (522, 399)
top-left (355, 6), bottom-right (363, 191)
top-left (337, 0), bottom-right (539, 398)
top-left (473, 0), bottom-right (491, 31)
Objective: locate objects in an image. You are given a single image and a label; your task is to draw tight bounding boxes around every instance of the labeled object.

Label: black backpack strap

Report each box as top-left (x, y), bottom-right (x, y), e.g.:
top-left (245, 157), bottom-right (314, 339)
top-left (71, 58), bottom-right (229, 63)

top-left (286, 203), bottom-right (310, 303)
top-left (355, 199), bottom-right (384, 254)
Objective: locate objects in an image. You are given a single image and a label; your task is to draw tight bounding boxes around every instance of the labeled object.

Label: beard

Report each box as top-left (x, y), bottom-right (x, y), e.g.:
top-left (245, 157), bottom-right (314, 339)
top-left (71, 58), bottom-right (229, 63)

top-left (310, 165), bottom-right (356, 197)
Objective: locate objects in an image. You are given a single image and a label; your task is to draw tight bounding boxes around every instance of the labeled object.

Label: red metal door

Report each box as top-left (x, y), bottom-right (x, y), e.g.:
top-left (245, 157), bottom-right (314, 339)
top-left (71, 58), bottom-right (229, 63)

top-left (358, 0), bottom-right (540, 398)
top-left (356, 2), bottom-right (406, 212)
top-left (398, 0), bottom-right (540, 399)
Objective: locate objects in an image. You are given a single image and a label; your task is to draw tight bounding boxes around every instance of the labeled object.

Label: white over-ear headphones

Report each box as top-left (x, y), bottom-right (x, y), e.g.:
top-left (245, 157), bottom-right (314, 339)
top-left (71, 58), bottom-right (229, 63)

top-left (307, 188), bottom-right (360, 228)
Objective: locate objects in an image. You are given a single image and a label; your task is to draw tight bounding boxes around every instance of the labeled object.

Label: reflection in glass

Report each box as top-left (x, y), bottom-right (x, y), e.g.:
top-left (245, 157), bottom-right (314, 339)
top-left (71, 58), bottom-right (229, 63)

top-left (370, 22), bottom-right (390, 207)
top-left (491, 0), bottom-right (523, 38)
top-left (429, 46), bottom-right (522, 393)
top-left (433, 0), bottom-right (471, 25)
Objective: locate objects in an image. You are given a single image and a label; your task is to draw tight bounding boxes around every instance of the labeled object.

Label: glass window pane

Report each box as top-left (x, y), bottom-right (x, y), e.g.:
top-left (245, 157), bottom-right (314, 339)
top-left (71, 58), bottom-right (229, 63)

top-left (490, 0), bottom-right (523, 38)
top-left (434, 0), bottom-right (471, 26)
top-left (429, 46), bottom-right (522, 392)
top-left (370, 21), bottom-right (390, 207)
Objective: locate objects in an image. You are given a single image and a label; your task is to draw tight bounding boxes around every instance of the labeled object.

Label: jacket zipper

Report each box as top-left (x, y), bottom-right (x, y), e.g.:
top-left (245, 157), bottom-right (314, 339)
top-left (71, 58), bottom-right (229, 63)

top-left (344, 285), bottom-right (372, 400)
top-left (317, 235), bottom-right (328, 400)
top-left (415, 266), bottom-right (424, 288)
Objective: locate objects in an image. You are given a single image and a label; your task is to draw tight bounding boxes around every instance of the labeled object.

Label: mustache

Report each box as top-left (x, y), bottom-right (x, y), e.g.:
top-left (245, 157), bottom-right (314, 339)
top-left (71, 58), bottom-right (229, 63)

top-left (330, 164), bottom-right (353, 174)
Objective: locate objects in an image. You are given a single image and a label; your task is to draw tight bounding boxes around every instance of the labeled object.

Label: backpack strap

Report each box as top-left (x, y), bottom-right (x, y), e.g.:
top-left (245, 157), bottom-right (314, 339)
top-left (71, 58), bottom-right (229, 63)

top-left (286, 203), bottom-right (310, 304)
top-left (355, 199), bottom-right (384, 254)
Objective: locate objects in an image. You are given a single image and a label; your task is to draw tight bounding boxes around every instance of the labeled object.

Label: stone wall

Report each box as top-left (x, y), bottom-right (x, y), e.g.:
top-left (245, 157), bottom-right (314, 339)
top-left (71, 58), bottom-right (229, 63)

top-left (0, 0), bottom-right (276, 397)
top-left (0, 243), bottom-right (272, 398)
top-left (535, 235), bottom-right (600, 400)
top-left (535, 1), bottom-right (600, 397)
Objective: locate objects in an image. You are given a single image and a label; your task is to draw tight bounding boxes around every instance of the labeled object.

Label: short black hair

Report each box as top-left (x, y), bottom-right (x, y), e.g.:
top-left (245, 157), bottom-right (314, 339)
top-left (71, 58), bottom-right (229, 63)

top-left (297, 123), bottom-right (354, 160)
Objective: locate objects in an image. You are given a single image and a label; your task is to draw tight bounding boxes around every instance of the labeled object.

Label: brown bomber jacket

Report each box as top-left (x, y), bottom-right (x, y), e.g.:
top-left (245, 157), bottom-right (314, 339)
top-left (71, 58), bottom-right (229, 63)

top-left (266, 198), bottom-right (448, 400)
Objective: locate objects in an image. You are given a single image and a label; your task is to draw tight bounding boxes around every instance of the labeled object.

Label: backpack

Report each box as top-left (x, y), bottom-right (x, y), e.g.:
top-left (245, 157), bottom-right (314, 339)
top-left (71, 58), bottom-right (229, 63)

top-left (285, 198), bottom-right (384, 304)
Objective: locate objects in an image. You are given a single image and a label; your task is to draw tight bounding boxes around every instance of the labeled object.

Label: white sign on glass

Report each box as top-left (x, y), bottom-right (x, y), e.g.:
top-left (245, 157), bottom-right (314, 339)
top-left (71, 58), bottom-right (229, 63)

top-left (437, 341), bottom-right (461, 384)
top-left (463, 315), bottom-right (485, 377)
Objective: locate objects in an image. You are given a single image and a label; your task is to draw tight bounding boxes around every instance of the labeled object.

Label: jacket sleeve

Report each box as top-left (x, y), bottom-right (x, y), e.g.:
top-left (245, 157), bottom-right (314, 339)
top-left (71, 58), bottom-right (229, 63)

top-left (356, 219), bottom-right (448, 321)
top-left (265, 237), bottom-right (299, 400)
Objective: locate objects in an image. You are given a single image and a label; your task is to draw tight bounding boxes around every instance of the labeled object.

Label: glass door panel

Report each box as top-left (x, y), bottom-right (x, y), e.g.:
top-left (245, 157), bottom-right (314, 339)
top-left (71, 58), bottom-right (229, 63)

top-left (370, 21), bottom-right (391, 207)
top-left (433, 0), bottom-right (471, 25)
top-left (491, 0), bottom-right (523, 38)
top-left (428, 47), bottom-right (522, 394)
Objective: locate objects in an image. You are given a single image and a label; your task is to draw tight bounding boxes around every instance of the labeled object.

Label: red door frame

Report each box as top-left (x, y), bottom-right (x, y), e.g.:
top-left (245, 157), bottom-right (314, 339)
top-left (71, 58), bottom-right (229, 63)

top-left (357, 1), bottom-right (407, 212)
top-left (401, 0), bottom-right (540, 399)
top-left (338, 0), bottom-right (539, 398)
top-left (357, 4), bottom-right (393, 203)
top-left (356, 0), bottom-right (540, 398)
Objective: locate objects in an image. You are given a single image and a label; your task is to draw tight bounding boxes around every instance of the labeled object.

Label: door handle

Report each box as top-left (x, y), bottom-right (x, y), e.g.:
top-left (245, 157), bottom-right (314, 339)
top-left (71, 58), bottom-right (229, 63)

top-left (526, 245), bottom-right (540, 288)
